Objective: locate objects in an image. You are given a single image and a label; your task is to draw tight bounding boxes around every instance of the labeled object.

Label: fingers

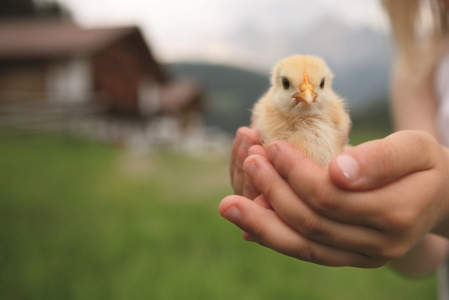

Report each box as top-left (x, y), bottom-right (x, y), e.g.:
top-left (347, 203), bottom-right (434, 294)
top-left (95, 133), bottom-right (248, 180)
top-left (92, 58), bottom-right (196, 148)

top-left (253, 194), bottom-right (273, 209)
top-left (264, 138), bottom-right (448, 246)
top-left (243, 145), bottom-right (266, 200)
top-left (265, 141), bottom-right (383, 226)
top-left (242, 171), bottom-right (260, 200)
top-left (244, 154), bottom-right (391, 258)
top-left (329, 131), bottom-right (438, 191)
top-left (243, 195), bottom-right (273, 243)
top-left (242, 194), bottom-right (272, 243)
top-left (248, 145), bottom-right (266, 156)
top-left (223, 131), bottom-right (447, 268)
top-left (230, 127), bottom-right (260, 195)
top-left (219, 195), bottom-right (386, 268)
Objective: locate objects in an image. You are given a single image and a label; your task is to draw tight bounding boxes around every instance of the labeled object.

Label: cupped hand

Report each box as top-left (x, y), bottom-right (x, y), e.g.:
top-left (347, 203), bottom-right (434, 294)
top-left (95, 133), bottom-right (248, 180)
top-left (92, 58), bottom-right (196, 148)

top-left (220, 130), bottom-right (449, 268)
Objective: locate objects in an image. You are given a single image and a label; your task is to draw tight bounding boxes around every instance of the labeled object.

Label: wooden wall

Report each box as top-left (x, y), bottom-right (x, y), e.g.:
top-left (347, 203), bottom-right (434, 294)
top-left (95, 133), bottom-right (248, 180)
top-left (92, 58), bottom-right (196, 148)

top-left (92, 31), bottom-right (168, 115)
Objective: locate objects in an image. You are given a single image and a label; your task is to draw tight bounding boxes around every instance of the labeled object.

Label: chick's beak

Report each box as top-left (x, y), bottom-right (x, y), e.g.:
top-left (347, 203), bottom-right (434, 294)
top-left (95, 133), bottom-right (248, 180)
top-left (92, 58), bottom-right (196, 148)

top-left (292, 71), bottom-right (317, 105)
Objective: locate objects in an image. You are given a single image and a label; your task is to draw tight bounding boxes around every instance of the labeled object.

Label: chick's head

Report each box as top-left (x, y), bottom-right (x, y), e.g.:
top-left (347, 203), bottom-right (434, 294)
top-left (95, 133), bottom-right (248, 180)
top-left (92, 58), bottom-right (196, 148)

top-left (269, 55), bottom-right (334, 116)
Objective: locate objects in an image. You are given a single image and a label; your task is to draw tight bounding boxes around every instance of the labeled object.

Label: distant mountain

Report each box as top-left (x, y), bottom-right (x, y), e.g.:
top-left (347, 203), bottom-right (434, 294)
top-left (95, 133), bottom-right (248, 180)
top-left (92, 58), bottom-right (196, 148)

top-left (167, 63), bottom-right (269, 134)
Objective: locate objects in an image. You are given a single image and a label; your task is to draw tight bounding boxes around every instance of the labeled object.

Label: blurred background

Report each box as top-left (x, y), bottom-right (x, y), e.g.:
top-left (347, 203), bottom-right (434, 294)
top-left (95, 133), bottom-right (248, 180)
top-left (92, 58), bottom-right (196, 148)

top-left (0, 0), bottom-right (437, 299)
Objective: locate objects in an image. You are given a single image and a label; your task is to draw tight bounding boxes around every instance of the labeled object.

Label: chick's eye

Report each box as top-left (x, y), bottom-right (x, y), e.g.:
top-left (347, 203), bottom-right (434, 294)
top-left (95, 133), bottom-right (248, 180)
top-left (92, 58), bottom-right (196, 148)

top-left (281, 77), bottom-right (290, 90)
top-left (320, 78), bottom-right (325, 89)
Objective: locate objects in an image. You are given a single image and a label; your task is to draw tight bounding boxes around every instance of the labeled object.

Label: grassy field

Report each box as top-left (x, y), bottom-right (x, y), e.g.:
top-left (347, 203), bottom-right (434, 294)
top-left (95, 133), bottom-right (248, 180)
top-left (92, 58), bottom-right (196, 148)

top-left (0, 130), bottom-right (437, 300)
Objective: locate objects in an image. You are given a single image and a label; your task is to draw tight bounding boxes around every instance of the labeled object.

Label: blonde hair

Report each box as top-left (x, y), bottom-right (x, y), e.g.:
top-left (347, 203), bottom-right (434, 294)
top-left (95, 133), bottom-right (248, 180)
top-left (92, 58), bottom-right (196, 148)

top-left (382, 0), bottom-right (449, 81)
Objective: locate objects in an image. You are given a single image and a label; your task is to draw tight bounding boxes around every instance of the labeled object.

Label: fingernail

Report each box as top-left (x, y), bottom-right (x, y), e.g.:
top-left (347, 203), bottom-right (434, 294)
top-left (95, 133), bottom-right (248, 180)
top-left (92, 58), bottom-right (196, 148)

top-left (244, 160), bottom-right (256, 177)
top-left (337, 155), bottom-right (359, 180)
top-left (266, 144), bottom-right (278, 161)
top-left (223, 206), bottom-right (241, 223)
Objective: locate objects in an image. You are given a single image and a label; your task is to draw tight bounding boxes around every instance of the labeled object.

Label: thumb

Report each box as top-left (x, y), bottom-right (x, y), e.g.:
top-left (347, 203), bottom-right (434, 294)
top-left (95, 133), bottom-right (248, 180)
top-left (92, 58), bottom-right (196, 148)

top-left (329, 131), bottom-right (438, 191)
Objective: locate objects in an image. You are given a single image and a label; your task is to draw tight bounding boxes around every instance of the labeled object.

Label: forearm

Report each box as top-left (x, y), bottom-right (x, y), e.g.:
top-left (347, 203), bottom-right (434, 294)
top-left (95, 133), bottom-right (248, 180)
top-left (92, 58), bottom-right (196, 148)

top-left (391, 63), bottom-right (438, 137)
top-left (389, 234), bottom-right (449, 277)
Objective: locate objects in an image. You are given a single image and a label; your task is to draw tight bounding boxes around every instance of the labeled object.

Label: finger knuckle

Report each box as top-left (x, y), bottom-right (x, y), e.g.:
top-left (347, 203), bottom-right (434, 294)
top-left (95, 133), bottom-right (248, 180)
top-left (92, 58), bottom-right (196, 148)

top-left (236, 127), bottom-right (248, 137)
top-left (309, 184), bottom-right (336, 213)
top-left (363, 239), bottom-right (384, 256)
top-left (296, 215), bottom-right (324, 237)
top-left (293, 244), bottom-right (316, 263)
top-left (264, 183), bottom-right (277, 204)
top-left (243, 178), bottom-right (253, 192)
top-left (243, 180), bottom-right (258, 199)
top-left (251, 222), bottom-right (268, 240)
top-left (370, 239), bottom-right (408, 261)
top-left (384, 209), bottom-right (415, 233)
top-left (366, 243), bottom-right (392, 261)
top-left (379, 245), bottom-right (407, 261)
top-left (242, 232), bottom-right (252, 241)
top-left (397, 131), bottom-right (436, 164)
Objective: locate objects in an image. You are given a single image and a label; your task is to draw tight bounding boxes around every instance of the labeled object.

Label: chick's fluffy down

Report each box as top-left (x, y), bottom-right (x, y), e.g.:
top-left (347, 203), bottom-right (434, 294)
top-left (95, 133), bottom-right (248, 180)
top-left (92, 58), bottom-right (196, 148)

top-left (251, 55), bottom-right (350, 168)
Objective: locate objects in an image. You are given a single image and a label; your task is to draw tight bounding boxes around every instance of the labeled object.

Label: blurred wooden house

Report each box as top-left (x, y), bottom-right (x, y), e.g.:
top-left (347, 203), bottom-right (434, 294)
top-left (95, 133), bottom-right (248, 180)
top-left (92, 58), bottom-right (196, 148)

top-left (0, 18), bottom-right (205, 134)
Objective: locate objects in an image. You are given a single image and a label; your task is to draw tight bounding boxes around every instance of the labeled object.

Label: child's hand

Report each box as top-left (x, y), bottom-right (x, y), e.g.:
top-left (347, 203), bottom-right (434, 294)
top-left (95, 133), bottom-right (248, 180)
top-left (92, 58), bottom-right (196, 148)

top-left (220, 131), bottom-right (449, 268)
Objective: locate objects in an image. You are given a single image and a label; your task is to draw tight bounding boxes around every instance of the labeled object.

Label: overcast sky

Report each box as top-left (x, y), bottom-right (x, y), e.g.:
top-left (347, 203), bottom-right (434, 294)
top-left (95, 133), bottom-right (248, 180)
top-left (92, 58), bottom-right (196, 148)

top-left (55, 0), bottom-right (388, 68)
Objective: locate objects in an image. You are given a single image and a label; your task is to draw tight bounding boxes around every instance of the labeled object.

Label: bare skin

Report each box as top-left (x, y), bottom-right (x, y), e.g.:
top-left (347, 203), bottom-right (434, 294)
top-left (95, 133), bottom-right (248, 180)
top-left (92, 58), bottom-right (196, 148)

top-left (222, 128), bottom-right (449, 269)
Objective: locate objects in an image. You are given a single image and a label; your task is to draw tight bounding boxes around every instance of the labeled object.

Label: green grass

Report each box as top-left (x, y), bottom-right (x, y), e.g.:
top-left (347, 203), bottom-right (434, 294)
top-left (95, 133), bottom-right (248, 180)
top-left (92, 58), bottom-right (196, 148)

top-left (0, 131), bottom-right (437, 300)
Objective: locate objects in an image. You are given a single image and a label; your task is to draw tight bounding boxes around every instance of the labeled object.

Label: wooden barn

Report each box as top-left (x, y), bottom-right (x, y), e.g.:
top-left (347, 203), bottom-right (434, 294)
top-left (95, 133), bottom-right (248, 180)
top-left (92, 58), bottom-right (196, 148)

top-left (0, 18), bottom-right (205, 136)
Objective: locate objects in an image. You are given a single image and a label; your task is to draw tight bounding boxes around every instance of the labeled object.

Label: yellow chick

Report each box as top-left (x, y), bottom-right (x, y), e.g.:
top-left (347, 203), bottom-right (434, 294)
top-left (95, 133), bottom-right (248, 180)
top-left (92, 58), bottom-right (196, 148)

top-left (251, 55), bottom-right (351, 168)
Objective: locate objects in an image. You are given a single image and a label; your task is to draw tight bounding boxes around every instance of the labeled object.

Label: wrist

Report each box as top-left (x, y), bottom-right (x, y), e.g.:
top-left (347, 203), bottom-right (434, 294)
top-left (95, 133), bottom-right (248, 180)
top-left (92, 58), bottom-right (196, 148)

top-left (389, 234), bottom-right (448, 277)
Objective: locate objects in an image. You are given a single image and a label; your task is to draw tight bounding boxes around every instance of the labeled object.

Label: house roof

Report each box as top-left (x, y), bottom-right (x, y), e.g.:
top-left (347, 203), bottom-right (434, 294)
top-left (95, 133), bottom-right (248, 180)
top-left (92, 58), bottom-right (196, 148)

top-left (0, 18), bottom-right (138, 60)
